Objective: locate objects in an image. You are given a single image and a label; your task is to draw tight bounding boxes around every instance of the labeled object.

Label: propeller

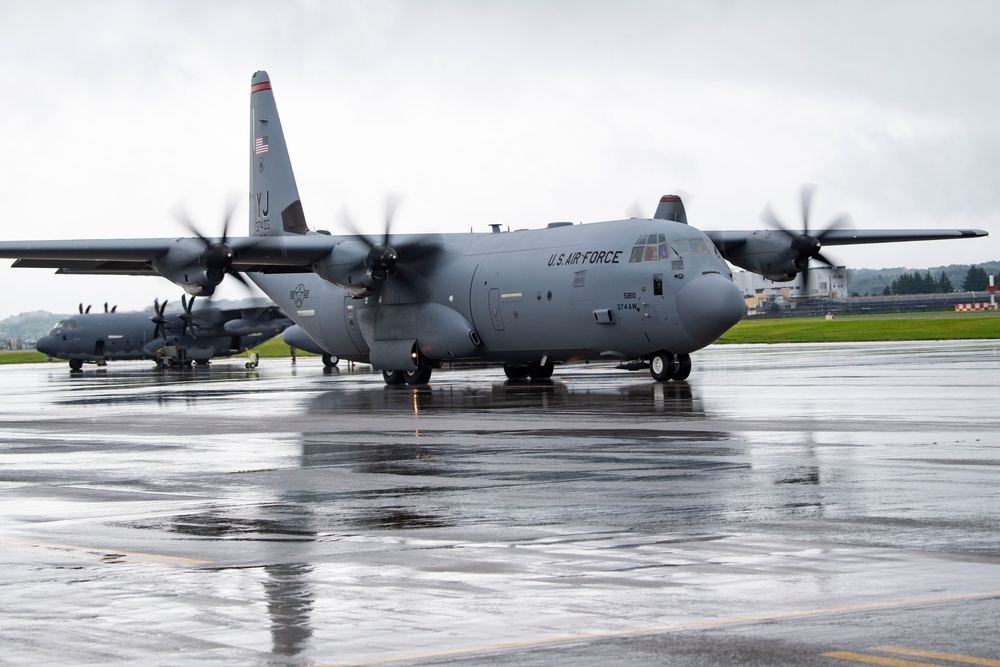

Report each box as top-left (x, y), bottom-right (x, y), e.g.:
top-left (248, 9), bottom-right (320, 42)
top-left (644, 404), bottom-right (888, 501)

top-left (151, 298), bottom-right (168, 339)
top-left (761, 185), bottom-right (852, 285)
top-left (339, 195), bottom-right (442, 297)
top-left (626, 199), bottom-right (646, 220)
top-left (339, 194), bottom-right (402, 285)
top-left (103, 302), bottom-right (117, 313)
top-left (180, 294), bottom-right (198, 337)
top-left (176, 200), bottom-right (252, 292)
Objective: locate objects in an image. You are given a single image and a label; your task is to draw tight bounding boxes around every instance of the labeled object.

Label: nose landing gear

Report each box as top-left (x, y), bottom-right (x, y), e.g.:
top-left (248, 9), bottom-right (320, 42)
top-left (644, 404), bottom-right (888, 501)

top-left (649, 351), bottom-right (691, 382)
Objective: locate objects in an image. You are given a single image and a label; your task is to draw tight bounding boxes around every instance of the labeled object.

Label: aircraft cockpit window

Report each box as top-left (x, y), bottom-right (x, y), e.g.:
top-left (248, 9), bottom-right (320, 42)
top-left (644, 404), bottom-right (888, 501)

top-left (629, 234), bottom-right (675, 263)
top-left (52, 319), bottom-right (76, 332)
top-left (671, 238), bottom-right (712, 257)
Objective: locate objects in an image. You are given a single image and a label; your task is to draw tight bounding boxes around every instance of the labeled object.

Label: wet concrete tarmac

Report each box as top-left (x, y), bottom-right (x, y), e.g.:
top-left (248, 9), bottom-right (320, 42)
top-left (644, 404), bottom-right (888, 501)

top-left (1, 340), bottom-right (999, 666)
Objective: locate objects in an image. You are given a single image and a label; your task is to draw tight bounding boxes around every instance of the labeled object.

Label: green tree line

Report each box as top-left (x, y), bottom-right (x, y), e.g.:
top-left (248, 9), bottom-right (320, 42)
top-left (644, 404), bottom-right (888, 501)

top-left (884, 265), bottom-right (995, 295)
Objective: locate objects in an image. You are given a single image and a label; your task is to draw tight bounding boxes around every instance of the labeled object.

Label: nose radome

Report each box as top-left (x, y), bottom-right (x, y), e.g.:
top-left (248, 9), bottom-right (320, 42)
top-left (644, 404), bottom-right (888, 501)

top-left (35, 335), bottom-right (58, 356)
top-left (675, 273), bottom-right (746, 345)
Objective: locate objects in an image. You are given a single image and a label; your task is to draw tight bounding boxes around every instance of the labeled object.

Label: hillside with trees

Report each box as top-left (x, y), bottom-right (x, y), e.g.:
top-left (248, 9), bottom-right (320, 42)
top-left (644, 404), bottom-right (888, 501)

top-left (848, 262), bottom-right (999, 297)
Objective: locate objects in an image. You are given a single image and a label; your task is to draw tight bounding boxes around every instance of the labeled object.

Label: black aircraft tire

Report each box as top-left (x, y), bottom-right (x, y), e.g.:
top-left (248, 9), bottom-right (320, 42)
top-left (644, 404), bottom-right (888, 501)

top-left (527, 362), bottom-right (554, 380)
top-left (649, 351), bottom-right (675, 382)
top-left (382, 369), bottom-right (406, 385)
top-left (69, 359), bottom-right (83, 371)
top-left (503, 364), bottom-right (529, 380)
top-left (671, 354), bottom-right (692, 381)
top-left (404, 367), bottom-right (433, 385)
top-left (322, 353), bottom-right (339, 368)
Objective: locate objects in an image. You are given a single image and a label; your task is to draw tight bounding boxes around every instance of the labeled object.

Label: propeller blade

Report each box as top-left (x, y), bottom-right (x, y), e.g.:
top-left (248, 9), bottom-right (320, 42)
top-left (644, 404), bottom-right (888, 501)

top-left (759, 203), bottom-right (794, 238)
top-left (800, 183), bottom-right (817, 235)
top-left (174, 199), bottom-right (242, 290)
top-left (177, 208), bottom-right (211, 246)
top-left (338, 208), bottom-right (375, 250)
top-left (219, 198), bottom-right (237, 247)
top-left (151, 298), bottom-right (168, 339)
top-left (815, 213), bottom-right (854, 243)
top-left (625, 199), bottom-right (646, 220)
top-left (763, 185), bottom-right (852, 278)
top-left (383, 193), bottom-right (401, 248)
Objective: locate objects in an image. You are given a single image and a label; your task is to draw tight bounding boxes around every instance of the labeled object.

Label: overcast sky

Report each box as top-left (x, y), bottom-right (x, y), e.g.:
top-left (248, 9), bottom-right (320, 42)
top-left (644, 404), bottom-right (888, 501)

top-left (2, 0), bottom-right (998, 318)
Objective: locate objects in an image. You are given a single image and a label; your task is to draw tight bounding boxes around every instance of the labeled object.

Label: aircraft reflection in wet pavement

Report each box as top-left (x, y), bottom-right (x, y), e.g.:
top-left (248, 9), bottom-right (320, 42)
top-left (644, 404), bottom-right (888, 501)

top-left (0, 71), bottom-right (987, 385)
top-left (36, 296), bottom-right (292, 370)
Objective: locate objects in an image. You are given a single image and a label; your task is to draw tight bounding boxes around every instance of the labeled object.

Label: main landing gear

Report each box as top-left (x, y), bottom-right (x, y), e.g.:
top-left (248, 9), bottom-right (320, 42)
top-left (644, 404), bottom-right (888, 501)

top-left (649, 352), bottom-right (691, 382)
top-left (383, 367), bottom-right (433, 386)
top-left (503, 361), bottom-right (554, 381)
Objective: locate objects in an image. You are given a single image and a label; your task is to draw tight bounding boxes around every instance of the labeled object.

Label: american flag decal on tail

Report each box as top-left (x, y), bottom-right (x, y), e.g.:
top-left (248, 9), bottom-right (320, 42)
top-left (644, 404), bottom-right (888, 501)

top-left (255, 136), bottom-right (269, 155)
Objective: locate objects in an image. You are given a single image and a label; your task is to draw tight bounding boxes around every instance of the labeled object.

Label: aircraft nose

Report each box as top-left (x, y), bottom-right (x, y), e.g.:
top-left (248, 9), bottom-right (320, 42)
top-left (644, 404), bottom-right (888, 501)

top-left (35, 335), bottom-right (58, 356)
top-left (675, 273), bottom-right (746, 345)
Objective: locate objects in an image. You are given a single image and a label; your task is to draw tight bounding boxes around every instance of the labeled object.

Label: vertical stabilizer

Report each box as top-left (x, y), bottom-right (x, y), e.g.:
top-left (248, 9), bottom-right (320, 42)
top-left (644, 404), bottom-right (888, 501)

top-left (250, 71), bottom-right (308, 237)
top-left (653, 194), bottom-right (687, 224)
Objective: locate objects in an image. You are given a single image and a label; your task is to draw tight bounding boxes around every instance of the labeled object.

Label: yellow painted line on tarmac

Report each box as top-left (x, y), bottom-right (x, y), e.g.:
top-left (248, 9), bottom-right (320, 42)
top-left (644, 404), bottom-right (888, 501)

top-left (874, 646), bottom-right (1000, 666)
top-left (822, 651), bottom-right (940, 666)
top-left (311, 589), bottom-right (1000, 667)
top-left (1, 537), bottom-right (210, 567)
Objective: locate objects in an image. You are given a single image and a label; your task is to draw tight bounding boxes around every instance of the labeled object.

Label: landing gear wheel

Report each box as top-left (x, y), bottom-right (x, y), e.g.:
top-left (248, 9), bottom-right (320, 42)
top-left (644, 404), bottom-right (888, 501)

top-left (649, 352), bottom-right (676, 382)
top-left (322, 353), bottom-right (339, 368)
top-left (503, 364), bottom-right (529, 380)
top-left (671, 353), bottom-right (692, 381)
top-left (69, 359), bottom-right (83, 371)
top-left (404, 367), bottom-right (433, 385)
top-left (527, 361), bottom-right (554, 380)
top-left (382, 369), bottom-right (406, 385)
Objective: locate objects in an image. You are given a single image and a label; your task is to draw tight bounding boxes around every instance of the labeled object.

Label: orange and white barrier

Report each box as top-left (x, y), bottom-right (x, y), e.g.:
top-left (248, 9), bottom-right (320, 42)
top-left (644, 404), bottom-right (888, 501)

top-left (954, 303), bottom-right (997, 311)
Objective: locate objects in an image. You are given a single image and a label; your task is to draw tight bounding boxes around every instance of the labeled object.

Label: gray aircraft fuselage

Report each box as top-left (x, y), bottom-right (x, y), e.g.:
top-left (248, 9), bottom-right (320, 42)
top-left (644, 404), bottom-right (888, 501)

top-left (37, 309), bottom-right (287, 368)
top-left (252, 220), bottom-right (744, 369)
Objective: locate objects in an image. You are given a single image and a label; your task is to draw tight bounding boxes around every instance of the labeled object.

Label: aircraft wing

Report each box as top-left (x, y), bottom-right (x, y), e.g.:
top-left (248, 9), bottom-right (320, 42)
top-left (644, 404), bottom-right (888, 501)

top-left (705, 227), bottom-right (988, 280)
top-left (0, 235), bottom-right (341, 276)
top-left (705, 228), bottom-right (988, 249)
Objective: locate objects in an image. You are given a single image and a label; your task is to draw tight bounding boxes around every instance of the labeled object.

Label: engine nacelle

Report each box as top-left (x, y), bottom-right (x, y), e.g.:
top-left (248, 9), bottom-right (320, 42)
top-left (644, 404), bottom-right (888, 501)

top-left (715, 231), bottom-right (800, 282)
top-left (311, 237), bottom-right (387, 297)
top-left (151, 238), bottom-right (225, 296)
top-left (224, 318), bottom-right (283, 337)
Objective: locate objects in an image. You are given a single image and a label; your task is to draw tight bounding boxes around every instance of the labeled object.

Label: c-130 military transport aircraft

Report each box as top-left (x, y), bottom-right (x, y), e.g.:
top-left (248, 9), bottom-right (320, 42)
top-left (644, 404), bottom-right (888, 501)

top-left (0, 72), bottom-right (987, 385)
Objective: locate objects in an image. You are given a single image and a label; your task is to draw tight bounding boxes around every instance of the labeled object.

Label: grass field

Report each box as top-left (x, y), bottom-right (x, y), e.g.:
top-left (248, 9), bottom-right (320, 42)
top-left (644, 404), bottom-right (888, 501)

top-left (716, 312), bottom-right (1000, 344)
top-left (2, 313), bottom-right (998, 364)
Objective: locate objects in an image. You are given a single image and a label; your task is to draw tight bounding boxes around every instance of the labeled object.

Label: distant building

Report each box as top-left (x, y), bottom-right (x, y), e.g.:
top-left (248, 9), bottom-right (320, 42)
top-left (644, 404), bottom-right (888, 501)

top-left (733, 266), bottom-right (848, 315)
